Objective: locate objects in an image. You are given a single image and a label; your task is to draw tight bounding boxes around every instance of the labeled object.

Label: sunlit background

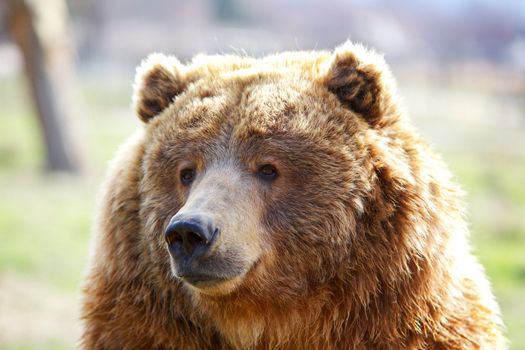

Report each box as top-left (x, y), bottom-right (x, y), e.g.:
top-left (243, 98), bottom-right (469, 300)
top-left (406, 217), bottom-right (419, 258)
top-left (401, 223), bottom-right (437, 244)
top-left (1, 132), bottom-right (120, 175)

top-left (0, 0), bottom-right (524, 348)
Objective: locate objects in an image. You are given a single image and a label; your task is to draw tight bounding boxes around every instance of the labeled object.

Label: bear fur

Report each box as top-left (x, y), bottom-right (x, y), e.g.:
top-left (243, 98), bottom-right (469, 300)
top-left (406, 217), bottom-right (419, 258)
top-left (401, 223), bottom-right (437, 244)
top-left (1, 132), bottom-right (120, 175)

top-left (80, 42), bottom-right (505, 349)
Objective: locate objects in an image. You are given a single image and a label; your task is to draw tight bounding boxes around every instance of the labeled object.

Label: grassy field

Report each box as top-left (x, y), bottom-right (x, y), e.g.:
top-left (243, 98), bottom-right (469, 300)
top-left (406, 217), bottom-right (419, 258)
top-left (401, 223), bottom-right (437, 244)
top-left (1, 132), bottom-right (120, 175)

top-left (0, 74), bottom-right (524, 349)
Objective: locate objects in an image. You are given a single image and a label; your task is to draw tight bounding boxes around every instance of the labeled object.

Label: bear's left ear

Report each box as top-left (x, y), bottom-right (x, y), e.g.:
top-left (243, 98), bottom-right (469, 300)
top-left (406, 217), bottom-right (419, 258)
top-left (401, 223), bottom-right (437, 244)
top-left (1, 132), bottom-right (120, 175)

top-left (322, 41), bottom-right (399, 128)
top-left (132, 53), bottom-right (187, 123)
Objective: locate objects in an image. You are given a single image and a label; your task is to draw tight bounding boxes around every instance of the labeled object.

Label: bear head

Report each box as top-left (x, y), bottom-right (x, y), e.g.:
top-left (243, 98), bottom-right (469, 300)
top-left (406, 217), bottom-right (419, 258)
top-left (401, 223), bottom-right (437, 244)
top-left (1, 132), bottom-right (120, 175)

top-left (133, 42), bottom-right (404, 301)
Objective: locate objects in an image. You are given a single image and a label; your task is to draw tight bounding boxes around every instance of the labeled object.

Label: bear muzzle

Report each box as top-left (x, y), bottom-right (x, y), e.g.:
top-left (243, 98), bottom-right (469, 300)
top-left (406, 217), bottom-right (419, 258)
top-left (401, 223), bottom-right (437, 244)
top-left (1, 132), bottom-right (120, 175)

top-left (165, 214), bottom-right (243, 289)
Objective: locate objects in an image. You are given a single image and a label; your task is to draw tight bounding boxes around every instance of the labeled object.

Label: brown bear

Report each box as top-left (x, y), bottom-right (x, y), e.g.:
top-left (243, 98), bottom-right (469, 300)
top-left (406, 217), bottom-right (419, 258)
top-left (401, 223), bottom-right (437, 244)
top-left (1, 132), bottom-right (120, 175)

top-left (80, 42), bottom-right (505, 349)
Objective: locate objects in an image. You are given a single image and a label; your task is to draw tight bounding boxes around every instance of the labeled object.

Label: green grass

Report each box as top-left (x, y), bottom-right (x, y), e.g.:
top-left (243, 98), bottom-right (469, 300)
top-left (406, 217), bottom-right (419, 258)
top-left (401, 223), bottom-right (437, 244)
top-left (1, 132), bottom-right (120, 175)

top-left (476, 233), bottom-right (525, 348)
top-left (0, 74), bottom-right (524, 348)
top-left (0, 174), bottom-right (93, 290)
top-left (446, 153), bottom-right (525, 347)
top-left (0, 342), bottom-right (69, 350)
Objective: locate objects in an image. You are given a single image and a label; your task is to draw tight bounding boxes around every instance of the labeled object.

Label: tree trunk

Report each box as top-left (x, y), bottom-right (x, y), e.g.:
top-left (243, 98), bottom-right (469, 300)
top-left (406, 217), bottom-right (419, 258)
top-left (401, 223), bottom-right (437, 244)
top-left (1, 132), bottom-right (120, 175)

top-left (6, 0), bottom-right (79, 173)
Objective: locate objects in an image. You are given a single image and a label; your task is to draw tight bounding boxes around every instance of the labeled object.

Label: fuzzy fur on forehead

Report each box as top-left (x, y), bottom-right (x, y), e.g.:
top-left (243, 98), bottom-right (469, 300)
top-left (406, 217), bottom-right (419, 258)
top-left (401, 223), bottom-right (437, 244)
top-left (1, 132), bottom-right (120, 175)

top-left (133, 41), bottom-right (399, 127)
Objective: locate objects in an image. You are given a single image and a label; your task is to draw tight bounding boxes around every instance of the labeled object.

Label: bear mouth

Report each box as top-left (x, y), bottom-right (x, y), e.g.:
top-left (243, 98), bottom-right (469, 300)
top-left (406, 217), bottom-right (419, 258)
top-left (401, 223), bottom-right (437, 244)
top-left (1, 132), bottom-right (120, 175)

top-left (171, 254), bottom-right (251, 291)
top-left (171, 253), bottom-right (259, 293)
top-left (179, 274), bottom-right (231, 288)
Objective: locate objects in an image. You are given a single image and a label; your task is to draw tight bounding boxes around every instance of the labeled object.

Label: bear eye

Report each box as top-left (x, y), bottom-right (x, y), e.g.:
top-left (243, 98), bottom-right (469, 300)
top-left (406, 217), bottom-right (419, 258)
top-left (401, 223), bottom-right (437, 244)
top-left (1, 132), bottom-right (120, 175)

top-left (257, 164), bottom-right (278, 181)
top-left (180, 168), bottom-right (196, 185)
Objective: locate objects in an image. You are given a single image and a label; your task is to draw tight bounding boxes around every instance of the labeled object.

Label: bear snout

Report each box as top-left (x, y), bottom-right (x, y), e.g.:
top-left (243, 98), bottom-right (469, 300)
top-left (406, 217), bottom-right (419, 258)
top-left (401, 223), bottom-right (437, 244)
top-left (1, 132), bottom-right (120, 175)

top-left (164, 214), bottom-right (248, 290)
top-left (165, 215), bottom-right (219, 261)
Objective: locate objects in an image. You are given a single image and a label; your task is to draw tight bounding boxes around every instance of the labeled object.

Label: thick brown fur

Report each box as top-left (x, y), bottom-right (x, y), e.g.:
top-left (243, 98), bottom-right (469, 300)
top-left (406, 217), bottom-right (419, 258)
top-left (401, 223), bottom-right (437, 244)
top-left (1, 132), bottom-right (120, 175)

top-left (80, 41), bottom-right (505, 349)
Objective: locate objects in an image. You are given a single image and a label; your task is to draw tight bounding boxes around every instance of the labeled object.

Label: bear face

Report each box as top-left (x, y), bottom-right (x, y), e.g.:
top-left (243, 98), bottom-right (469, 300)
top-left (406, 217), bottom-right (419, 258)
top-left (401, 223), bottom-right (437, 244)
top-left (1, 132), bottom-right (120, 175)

top-left (81, 42), bottom-right (505, 350)
top-left (135, 44), bottom-right (392, 298)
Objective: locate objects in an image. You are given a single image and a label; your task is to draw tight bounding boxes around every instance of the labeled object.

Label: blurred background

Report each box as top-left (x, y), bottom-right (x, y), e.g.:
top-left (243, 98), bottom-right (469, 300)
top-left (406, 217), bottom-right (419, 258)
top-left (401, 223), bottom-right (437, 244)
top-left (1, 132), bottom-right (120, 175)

top-left (0, 0), bottom-right (524, 348)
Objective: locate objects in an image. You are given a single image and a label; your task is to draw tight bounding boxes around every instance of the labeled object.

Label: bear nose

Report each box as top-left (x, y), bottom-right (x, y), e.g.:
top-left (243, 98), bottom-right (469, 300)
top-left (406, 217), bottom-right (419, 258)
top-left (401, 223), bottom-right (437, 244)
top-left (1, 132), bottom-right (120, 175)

top-left (165, 218), bottom-right (217, 258)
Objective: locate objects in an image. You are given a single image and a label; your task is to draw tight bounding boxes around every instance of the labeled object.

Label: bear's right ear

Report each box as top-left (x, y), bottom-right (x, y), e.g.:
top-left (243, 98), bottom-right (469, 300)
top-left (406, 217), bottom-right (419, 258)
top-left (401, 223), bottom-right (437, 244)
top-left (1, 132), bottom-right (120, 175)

top-left (132, 53), bottom-right (187, 123)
